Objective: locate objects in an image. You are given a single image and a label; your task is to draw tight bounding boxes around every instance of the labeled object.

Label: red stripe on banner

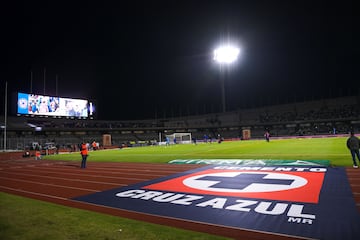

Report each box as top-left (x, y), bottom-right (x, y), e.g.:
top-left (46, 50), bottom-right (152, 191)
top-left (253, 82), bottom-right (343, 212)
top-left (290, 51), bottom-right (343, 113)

top-left (143, 169), bottom-right (325, 203)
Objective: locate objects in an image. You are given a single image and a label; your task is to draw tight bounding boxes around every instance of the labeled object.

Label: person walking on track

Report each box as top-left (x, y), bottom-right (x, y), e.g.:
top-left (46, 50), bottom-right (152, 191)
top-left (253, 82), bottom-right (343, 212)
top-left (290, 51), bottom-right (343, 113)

top-left (347, 131), bottom-right (360, 168)
top-left (80, 142), bottom-right (88, 169)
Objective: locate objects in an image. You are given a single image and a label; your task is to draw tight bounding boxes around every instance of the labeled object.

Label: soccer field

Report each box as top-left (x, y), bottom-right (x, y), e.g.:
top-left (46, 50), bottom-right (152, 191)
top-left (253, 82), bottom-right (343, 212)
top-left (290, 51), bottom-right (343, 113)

top-left (44, 136), bottom-right (352, 167)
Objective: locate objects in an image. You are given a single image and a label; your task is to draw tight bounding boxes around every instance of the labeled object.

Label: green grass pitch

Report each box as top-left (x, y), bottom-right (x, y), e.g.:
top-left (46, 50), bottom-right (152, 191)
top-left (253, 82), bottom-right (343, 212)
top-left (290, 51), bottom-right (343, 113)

top-left (45, 137), bottom-right (352, 166)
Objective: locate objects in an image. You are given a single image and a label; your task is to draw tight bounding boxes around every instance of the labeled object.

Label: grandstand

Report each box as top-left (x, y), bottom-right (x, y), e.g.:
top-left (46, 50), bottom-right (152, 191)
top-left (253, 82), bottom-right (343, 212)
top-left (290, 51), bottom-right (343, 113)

top-left (1, 96), bottom-right (359, 151)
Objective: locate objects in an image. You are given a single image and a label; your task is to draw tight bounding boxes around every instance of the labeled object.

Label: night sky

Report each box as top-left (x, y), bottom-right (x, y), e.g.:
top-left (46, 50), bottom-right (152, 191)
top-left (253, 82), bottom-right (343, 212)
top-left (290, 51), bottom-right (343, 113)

top-left (1, 1), bottom-right (358, 120)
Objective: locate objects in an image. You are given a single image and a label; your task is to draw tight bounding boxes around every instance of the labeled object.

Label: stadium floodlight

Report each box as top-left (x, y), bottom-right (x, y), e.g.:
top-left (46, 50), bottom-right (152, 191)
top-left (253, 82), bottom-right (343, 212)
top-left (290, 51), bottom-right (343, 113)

top-left (213, 44), bottom-right (240, 112)
top-left (213, 45), bottom-right (240, 64)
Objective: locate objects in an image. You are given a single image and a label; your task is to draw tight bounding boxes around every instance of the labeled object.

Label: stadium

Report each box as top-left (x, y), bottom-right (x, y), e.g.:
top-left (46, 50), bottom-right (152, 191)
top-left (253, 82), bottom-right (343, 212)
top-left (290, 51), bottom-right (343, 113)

top-left (2, 95), bottom-right (360, 151)
top-left (1, 93), bottom-right (360, 239)
top-left (1, 1), bottom-right (358, 240)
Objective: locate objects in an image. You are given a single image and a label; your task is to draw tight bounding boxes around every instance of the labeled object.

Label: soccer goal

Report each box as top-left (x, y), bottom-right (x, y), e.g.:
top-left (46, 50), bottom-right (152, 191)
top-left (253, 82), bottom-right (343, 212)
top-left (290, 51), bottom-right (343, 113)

top-left (166, 132), bottom-right (192, 144)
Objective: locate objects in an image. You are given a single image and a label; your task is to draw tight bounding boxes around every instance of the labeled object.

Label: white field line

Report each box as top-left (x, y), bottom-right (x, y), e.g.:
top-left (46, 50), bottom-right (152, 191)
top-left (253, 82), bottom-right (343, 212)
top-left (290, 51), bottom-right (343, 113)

top-left (0, 185), bottom-right (69, 200)
top-left (3, 163), bottom-right (57, 169)
top-left (86, 167), bottom-right (188, 175)
top-left (80, 167), bottom-right (181, 174)
top-left (0, 176), bottom-right (99, 192)
top-left (1, 160), bottom-right (191, 174)
top-left (0, 171), bottom-right (128, 186)
top-left (33, 160), bottom-right (186, 170)
top-left (25, 165), bottom-right (163, 176)
top-left (5, 168), bottom-right (148, 181)
top-left (32, 165), bottom-right (180, 175)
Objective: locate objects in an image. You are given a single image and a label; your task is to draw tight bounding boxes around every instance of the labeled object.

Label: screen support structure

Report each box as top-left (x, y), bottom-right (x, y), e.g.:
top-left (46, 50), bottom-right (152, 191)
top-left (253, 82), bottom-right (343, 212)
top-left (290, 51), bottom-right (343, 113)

top-left (3, 81), bottom-right (7, 151)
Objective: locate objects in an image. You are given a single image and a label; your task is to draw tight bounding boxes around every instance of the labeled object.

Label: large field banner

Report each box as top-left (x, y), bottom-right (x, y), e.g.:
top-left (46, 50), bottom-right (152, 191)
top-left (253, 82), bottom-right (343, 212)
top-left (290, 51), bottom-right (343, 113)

top-left (73, 165), bottom-right (360, 239)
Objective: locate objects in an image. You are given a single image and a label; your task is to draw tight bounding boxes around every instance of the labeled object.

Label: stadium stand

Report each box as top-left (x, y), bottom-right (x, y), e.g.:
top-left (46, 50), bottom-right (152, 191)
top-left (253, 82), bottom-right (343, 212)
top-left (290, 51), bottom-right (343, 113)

top-left (1, 96), bottom-right (359, 150)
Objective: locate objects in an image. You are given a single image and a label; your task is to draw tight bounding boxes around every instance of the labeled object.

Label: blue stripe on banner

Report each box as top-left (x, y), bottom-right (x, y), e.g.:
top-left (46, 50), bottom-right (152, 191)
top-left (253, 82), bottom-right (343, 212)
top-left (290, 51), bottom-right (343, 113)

top-left (72, 166), bottom-right (360, 240)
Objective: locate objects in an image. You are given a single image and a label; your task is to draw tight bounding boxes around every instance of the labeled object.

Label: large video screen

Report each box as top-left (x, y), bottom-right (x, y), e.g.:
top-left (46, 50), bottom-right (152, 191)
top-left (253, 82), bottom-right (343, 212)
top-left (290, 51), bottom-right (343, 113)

top-left (17, 92), bottom-right (95, 118)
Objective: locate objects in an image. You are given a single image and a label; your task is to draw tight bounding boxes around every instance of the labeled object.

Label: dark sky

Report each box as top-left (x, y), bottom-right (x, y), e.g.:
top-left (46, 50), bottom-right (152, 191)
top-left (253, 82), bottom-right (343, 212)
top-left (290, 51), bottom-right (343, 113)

top-left (1, 0), bottom-right (358, 120)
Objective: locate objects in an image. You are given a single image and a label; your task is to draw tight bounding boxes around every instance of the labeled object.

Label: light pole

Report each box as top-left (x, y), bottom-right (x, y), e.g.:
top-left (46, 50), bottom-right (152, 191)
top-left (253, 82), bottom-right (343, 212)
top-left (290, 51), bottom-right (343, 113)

top-left (3, 81), bottom-right (7, 151)
top-left (213, 45), bottom-right (240, 112)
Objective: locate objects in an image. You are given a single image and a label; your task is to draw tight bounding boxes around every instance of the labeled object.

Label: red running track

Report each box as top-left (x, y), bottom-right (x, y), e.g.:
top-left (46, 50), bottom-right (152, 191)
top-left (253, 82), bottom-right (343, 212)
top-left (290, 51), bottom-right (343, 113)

top-left (0, 155), bottom-right (359, 240)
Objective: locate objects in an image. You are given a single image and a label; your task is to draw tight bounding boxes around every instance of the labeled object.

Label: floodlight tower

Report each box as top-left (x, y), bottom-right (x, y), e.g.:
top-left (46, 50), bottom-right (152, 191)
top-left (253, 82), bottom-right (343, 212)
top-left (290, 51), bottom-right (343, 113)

top-left (213, 45), bottom-right (240, 112)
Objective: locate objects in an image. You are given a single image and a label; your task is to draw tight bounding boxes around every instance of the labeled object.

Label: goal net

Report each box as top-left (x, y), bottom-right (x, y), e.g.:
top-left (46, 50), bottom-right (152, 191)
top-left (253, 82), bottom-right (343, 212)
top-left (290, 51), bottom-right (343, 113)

top-left (166, 133), bottom-right (192, 144)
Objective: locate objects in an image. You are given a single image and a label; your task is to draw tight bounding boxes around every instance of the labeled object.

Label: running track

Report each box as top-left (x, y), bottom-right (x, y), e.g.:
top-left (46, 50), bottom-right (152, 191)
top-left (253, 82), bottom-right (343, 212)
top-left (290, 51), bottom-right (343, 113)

top-left (1, 154), bottom-right (359, 240)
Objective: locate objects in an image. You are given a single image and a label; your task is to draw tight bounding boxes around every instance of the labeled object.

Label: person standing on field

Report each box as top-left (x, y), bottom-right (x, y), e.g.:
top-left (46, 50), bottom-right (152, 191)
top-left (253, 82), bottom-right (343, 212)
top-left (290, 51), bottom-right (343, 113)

top-left (35, 144), bottom-right (41, 160)
top-left (92, 141), bottom-right (97, 151)
top-left (264, 131), bottom-right (270, 142)
top-left (80, 142), bottom-right (88, 169)
top-left (347, 131), bottom-right (360, 168)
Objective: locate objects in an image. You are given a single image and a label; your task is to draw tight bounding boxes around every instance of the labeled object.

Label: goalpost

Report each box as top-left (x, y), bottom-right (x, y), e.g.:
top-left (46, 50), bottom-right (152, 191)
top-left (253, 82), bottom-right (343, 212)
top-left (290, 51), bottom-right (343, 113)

top-left (166, 132), bottom-right (192, 144)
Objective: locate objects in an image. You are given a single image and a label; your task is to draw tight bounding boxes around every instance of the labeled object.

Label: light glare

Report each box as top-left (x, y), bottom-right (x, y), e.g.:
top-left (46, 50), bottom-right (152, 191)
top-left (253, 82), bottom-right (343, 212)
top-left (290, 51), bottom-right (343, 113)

top-left (214, 46), bottom-right (240, 64)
